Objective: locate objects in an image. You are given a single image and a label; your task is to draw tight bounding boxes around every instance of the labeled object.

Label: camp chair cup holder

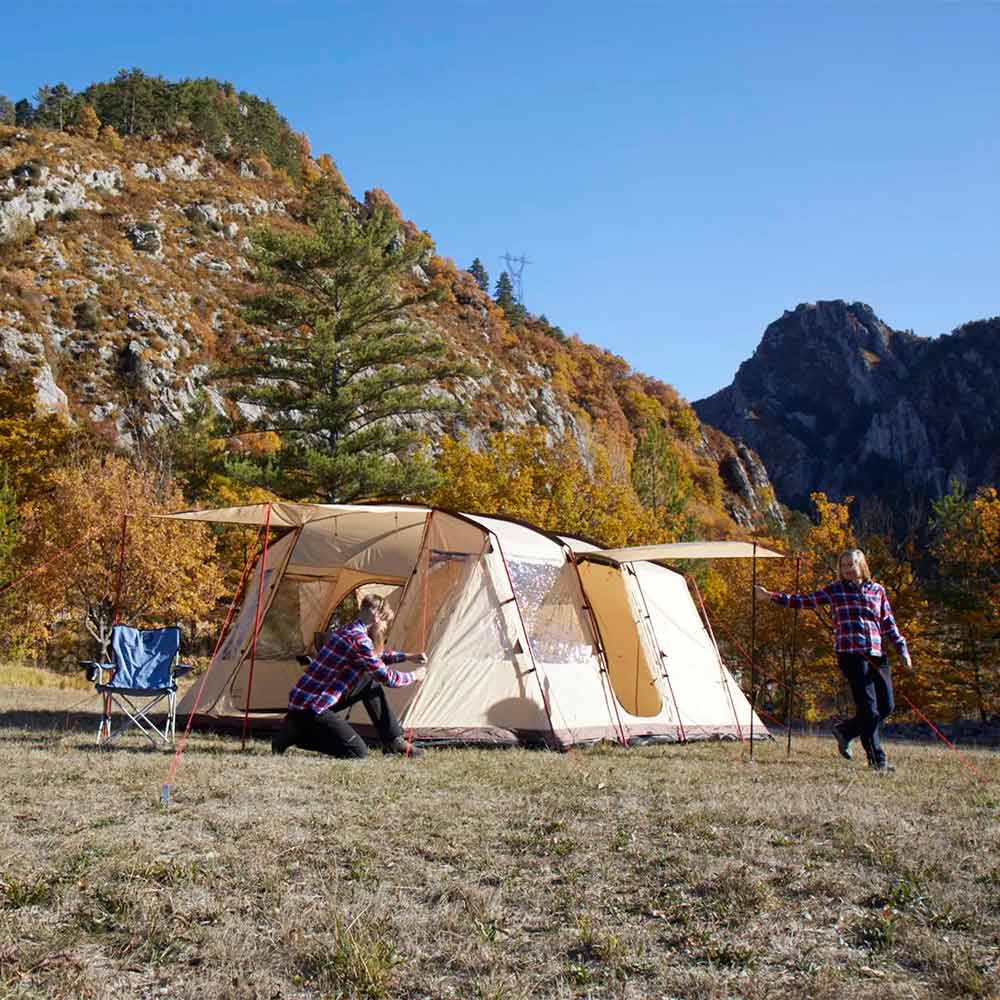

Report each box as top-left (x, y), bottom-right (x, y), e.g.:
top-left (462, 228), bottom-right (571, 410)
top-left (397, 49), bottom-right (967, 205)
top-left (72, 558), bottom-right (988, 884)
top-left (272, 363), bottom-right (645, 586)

top-left (83, 626), bottom-right (193, 748)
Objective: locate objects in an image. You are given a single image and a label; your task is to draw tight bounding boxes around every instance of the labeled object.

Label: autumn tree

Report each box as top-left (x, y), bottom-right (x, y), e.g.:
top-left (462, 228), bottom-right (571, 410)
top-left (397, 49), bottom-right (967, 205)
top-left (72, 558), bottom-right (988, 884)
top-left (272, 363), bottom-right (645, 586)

top-left (468, 258), bottom-right (490, 293)
top-left (929, 481), bottom-right (1000, 720)
top-left (0, 371), bottom-right (75, 500)
top-left (72, 103), bottom-right (101, 140)
top-left (13, 454), bottom-right (226, 660)
top-left (704, 493), bottom-right (858, 724)
top-left (0, 96), bottom-right (14, 125)
top-left (226, 203), bottom-right (479, 501)
top-left (427, 428), bottom-right (675, 547)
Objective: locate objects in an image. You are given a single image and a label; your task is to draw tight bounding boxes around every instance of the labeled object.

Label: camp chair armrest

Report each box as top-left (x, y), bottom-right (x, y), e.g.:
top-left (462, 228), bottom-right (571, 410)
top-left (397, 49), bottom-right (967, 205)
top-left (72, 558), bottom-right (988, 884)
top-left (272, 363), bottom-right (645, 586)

top-left (80, 660), bottom-right (114, 683)
top-left (173, 663), bottom-right (194, 678)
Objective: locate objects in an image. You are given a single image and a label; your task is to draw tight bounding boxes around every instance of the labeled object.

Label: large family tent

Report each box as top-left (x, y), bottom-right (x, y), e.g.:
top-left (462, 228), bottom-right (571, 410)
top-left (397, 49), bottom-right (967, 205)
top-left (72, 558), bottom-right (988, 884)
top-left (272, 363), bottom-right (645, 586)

top-left (164, 503), bottom-right (769, 746)
top-left (564, 539), bottom-right (780, 742)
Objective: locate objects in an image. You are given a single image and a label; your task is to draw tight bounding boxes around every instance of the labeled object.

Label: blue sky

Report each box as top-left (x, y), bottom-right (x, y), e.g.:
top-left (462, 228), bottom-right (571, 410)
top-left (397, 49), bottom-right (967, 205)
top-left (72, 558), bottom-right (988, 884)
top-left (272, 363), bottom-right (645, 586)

top-left (3, 1), bottom-right (998, 401)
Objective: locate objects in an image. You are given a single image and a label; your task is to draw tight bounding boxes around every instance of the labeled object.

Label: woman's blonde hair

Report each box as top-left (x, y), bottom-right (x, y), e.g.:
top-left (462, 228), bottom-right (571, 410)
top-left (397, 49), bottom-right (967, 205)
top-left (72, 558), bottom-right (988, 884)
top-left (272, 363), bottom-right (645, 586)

top-left (838, 548), bottom-right (872, 581)
top-left (369, 618), bottom-right (387, 654)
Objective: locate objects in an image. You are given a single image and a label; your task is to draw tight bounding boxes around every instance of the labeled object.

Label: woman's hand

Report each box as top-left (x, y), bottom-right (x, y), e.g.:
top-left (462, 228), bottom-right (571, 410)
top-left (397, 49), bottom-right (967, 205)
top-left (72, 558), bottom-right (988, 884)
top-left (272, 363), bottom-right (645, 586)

top-left (407, 652), bottom-right (428, 665)
top-left (754, 585), bottom-right (772, 598)
top-left (410, 666), bottom-right (428, 682)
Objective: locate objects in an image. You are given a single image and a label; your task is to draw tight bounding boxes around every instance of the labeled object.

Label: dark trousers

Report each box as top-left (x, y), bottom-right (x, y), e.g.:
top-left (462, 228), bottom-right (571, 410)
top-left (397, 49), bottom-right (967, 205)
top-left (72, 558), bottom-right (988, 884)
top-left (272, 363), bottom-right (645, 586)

top-left (278, 677), bottom-right (403, 759)
top-left (837, 653), bottom-right (894, 766)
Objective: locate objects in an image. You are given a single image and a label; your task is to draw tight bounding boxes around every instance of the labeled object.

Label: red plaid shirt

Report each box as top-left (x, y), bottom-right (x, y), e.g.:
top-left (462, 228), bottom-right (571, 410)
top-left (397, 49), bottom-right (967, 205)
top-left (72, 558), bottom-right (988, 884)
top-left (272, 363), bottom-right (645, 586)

top-left (288, 619), bottom-right (415, 715)
top-left (770, 579), bottom-right (908, 659)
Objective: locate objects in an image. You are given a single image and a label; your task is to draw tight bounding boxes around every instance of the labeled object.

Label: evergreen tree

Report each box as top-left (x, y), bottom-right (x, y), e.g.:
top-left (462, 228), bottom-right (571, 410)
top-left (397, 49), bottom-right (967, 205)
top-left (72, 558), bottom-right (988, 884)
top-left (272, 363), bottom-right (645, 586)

top-left (33, 82), bottom-right (77, 130)
top-left (14, 99), bottom-right (34, 126)
top-left (631, 421), bottom-right (694, 535)
top-left (494, 271), bottom-right (515, 310)
top-left (468, 257), bottom-right (490, 293)
top-left (493, 271), bottom-right (526, 324)
top-left (0, 97), bottom-right (14, 125)
top-left (226, 203), bottom-right (480, 501)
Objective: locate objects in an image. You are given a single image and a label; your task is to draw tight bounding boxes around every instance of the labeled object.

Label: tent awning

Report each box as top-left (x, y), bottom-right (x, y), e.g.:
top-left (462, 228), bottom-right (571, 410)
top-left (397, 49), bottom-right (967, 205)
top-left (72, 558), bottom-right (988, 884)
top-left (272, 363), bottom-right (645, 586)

top-left (156, 502), bottom-right (432, 529)
top-left (576, 541), bottom-right (784, 566)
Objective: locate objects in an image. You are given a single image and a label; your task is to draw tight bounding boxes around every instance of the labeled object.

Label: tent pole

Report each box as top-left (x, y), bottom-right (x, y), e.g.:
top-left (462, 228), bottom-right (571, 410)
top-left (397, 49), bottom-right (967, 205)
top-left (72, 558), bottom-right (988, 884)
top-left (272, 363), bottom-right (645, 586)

top-left (401, 512), bottom-right (436, 749)
top-left (495, 545), bottom-right (570, 749)
top-left (749, 539), bottom-right (758, 761)
top-left (688, 573), bottom-right (739, 740)
top-left (241, 503), bottom-right (273, 751)
top-left (631, 565), bottom-right (686, 742)
top-left (786, 555), bottom-right (801, 756)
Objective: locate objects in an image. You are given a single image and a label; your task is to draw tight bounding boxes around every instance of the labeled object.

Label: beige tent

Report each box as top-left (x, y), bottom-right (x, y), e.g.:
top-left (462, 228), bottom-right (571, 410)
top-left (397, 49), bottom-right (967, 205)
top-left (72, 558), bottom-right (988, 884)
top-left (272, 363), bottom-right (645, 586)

top-left (165, 503), bottom-right (767, 747)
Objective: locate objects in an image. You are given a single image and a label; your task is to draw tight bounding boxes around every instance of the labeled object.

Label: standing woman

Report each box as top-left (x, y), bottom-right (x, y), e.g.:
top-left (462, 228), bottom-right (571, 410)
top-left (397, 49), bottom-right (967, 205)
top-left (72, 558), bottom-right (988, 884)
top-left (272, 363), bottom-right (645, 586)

top-left (756, 549), bottom-right (912, 773)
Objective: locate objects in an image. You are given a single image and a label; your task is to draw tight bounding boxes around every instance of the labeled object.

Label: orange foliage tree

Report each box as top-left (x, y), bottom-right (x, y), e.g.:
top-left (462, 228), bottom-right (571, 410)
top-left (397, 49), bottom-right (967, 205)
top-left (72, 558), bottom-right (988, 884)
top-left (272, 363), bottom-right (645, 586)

top-left (12, 455), bottom-right (226, 660)
top-left (427, 428), bottom-right (680, 547)
top-left (929, 482), bottom-right (1000, 720)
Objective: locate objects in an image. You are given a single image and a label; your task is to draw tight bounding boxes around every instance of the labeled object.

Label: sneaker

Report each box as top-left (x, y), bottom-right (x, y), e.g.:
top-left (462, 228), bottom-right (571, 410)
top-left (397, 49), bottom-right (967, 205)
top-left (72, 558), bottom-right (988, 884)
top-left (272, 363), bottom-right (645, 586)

top-left (869, 761), bottom-right (896, 774)
top-left (832, 722), bottom-right (853, 760)
top-left (384, 736), bottom-right (425, 758)
top-left (271, 729), bottom-right (291, 755)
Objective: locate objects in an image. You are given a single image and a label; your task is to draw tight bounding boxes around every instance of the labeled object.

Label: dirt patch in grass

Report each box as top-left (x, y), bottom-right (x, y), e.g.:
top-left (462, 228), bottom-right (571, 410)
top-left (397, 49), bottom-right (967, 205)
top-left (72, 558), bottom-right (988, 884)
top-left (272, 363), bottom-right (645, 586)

top-left (1, 686), bottom-right (998, 999)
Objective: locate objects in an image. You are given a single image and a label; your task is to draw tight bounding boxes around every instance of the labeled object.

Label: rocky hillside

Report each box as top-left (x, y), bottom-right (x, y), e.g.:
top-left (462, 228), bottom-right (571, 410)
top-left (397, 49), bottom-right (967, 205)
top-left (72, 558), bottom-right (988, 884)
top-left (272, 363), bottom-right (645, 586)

top-left (694, 300), bottom-right (1000, 511)
top-left (0, 123), bottom-right (780, 532)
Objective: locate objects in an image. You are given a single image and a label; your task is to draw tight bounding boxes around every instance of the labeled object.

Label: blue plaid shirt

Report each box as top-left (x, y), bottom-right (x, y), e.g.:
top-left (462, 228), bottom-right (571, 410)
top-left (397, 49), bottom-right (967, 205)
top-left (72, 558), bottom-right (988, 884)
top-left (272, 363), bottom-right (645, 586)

top-left (770, 579), bottom-right (908, 659)
top-left (288, 619), bottom-right (415, 715)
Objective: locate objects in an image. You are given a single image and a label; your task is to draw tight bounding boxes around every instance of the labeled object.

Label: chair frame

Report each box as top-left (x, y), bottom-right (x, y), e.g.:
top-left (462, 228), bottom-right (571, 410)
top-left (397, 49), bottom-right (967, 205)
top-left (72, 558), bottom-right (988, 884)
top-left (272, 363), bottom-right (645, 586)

top-left (81, 625), bottom-right (192, 748)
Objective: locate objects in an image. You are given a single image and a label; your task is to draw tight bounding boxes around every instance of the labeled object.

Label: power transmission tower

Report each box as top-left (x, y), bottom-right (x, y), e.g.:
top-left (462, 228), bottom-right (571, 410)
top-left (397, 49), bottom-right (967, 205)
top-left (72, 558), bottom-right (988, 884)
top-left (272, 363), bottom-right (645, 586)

top-left (501, 252), bottom-right (530, 304)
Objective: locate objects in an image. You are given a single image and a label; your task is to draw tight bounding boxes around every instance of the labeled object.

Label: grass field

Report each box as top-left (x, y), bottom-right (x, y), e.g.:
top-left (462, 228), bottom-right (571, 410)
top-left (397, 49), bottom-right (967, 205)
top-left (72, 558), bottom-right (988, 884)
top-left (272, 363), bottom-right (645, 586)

top-left (1, 684), bottom-right (998, 1000)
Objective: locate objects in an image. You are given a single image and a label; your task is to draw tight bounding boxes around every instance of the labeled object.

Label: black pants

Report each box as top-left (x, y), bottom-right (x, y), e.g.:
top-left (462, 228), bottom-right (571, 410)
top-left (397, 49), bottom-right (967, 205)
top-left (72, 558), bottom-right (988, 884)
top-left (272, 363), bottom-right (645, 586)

top-left (278, 677), bottom-right (403, 759)
top-left (837, 653), bottom-right (894, 766)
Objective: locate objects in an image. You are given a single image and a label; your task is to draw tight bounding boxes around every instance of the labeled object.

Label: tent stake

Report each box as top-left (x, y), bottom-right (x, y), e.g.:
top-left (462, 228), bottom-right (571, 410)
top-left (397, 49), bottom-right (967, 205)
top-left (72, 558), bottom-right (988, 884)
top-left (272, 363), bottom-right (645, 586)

top-left (241, 503), bottom-right (273, 751)
top-left (786, 555), bottom-right (801, 756)
top-left (749, 539), bottom-right (758, 761)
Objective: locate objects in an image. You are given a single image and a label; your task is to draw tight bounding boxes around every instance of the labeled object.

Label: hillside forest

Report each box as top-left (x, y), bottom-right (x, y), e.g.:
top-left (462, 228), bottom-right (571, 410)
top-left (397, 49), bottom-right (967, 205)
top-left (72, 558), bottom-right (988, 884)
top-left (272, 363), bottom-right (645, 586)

top-left (0, 72), bottom-right (997, 726)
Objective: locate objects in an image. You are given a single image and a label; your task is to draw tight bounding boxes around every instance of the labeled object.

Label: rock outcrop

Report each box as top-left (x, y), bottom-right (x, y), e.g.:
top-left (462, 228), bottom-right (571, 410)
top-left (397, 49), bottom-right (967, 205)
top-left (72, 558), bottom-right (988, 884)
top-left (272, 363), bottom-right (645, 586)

top-left (694, 300), bottom-right (1000, 510)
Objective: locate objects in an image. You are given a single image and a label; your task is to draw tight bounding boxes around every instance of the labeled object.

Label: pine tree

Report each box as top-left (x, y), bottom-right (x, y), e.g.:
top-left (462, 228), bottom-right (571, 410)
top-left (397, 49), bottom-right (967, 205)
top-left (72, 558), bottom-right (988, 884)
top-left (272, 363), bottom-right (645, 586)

top-left (226, 203), bottom-right (480, 501)
top-left (631, 421), bottom-right (693, 526)
top-left (468, 257), bottom-right (490, 293)
top-left (14, 99), bottom-right (34, 126)
top-left (0, 97), bottom-right (14, 125)
top-left (494, 271), bottom-right (515, 310)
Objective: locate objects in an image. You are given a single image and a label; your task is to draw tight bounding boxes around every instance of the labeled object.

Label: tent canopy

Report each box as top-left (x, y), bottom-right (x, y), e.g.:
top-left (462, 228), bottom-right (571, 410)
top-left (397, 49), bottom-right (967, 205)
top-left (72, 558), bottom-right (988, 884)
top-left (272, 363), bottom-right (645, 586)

top-left (569, 540), bottom-right (783, 565)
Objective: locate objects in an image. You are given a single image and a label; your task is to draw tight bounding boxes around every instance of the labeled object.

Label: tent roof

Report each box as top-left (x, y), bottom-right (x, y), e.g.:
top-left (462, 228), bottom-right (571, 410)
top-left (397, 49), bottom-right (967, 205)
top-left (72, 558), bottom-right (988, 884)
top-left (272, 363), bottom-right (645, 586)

top-left (158, 502), bottom-right (432, 529)
top-left (573, 541), bottom-right (784, 565)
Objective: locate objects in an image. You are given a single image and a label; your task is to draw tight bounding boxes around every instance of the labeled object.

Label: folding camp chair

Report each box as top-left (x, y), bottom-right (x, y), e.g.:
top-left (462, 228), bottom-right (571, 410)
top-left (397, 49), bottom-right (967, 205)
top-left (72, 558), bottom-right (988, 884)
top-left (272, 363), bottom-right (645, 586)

top-left (81, 625), bottom-right (192, 747)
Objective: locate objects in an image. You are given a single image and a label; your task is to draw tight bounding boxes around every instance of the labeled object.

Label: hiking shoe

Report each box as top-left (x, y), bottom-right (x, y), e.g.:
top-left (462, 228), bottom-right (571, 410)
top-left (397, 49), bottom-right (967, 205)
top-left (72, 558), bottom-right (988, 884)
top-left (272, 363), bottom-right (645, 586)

top-left (832, 722), bottom-right (853, 760)
top-left (869, 761), bottom-right (896, 774)
top-left (271, 730), bottom-right (291, 755)
top-left (385, 736), bottom-right (425, 758)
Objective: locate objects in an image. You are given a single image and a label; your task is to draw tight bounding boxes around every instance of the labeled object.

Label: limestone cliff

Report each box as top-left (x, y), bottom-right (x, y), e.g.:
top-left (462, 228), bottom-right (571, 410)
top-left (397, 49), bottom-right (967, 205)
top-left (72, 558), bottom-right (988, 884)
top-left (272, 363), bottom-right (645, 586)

top-left (694, 300), bottom-right (1000, 510)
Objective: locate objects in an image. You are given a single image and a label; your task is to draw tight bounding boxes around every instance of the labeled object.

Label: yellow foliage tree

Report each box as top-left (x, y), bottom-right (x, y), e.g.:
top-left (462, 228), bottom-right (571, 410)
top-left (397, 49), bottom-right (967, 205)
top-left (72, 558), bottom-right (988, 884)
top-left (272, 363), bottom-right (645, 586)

top-left (73, 104), bottom-right (101, 140)
top-left (99, 123), bottom-right (124, 152)
top-left (12, 455), bottom-right (226, 661)
top-left (0, 371), bottom-right (75, 500)
top-left (427, 428), bottom-right (678, 547)
top-left (703, 493), bottom-right (858, 724)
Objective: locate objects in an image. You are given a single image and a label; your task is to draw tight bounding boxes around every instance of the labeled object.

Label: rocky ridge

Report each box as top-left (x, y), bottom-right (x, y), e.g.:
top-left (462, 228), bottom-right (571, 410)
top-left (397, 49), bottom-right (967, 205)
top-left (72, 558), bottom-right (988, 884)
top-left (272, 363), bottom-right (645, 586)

top-left (0, 125), bottom-right (780, 531)
top-left (694, 300), bottom-right (1000, 511)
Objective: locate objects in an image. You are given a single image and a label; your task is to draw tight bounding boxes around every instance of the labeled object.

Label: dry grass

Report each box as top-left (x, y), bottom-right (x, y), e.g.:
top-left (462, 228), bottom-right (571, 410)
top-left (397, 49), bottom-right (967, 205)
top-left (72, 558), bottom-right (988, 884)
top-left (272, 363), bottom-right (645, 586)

top-left (1, 685), bottom-right (998, 1000)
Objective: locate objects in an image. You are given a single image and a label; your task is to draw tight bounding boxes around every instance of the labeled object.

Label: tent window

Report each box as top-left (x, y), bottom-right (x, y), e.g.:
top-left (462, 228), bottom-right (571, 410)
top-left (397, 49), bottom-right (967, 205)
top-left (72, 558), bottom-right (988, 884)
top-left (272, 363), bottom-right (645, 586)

top-left (508, 558), bottom-right (594, 665)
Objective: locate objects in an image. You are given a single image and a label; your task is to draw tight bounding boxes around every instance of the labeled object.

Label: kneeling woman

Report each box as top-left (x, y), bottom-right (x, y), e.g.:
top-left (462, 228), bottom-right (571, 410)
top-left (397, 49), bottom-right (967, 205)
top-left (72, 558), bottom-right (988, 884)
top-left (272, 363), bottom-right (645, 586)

top-left (756, 548), bottom-right (912, 772)
top-left (272, 594), bottom-right (428, 759)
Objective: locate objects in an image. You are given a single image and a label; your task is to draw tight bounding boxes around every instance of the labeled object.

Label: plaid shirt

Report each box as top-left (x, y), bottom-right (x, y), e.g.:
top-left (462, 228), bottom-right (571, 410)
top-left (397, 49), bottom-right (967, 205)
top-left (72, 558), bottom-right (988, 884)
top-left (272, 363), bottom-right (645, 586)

top-left (288, 619), bottom-right (415, 715)
top-left (770, 579), bottom-right (908, 659)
